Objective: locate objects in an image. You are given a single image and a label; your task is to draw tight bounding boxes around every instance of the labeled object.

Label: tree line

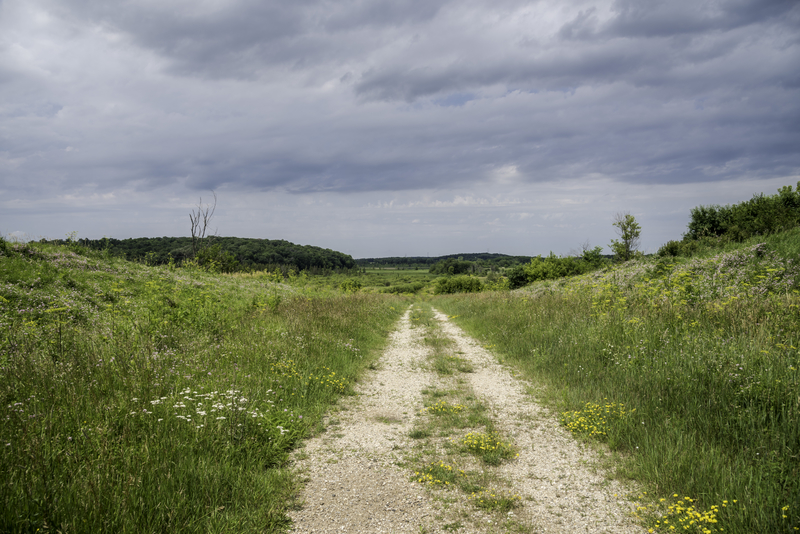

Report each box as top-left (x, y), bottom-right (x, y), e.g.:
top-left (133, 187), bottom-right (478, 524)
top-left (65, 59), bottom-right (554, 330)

top-left (56, 236), bottom-right (356, 272)
top-left (357, 253), bottom-right (533, 271)
top-left (659, 181), bottom-right (800, 256)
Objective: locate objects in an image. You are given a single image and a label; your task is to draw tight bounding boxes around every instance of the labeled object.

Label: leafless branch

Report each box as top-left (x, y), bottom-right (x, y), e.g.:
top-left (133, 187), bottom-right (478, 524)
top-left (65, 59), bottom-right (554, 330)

top-left (189, 191), bottom-right (217, 257)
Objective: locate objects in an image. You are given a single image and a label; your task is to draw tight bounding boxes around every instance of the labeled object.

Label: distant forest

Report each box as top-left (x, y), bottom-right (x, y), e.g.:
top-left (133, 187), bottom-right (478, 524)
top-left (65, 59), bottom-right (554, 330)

top-left (355, 253), bottom-right (533, 270)
top-left (63, 236), bottom-right (357, 271)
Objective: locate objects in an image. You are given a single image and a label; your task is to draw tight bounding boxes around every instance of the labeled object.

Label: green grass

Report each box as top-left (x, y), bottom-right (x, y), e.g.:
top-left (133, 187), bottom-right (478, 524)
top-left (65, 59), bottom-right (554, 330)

top-left (434, 238), bottom-right (800, 534)
top-left (405, 304), bottom-right (521, 530)
top-left (301, 268), bottom-right (438, 295)
top-left (459, 431), bottom-right (518, 466)
top-left (470, 489), bottom-right (522, 513)
top-left (0, 240), bottom-right (405, 533)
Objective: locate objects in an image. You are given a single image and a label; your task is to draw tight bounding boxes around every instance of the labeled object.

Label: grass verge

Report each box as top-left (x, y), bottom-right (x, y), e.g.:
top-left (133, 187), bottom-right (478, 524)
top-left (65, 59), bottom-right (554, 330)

top-left (433, 241), bottom-right (800, 534)
top-left (0, 241), bottom-right (405, 533)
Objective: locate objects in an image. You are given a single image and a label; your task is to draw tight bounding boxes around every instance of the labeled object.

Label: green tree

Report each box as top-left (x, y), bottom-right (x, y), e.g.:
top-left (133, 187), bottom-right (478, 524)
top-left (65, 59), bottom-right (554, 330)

top-left (609, 212), bottom-right (641, 262)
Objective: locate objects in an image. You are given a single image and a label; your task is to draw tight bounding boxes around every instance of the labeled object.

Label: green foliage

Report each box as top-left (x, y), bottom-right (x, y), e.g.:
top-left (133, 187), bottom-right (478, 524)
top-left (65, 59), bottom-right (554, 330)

top-left (610, 212), bottom-right (641, 262)
top-left (429, 258), bottom-right (476, 275)
top-left (357, 252), bottom-right (532, 270)
top-left (65, 236), bottom-right (357, 272)
top-left (506, 265), bottom-right (528, 290)
top-left (506, 249), bottom-right (609, 289)
top-left (581, 245), bottom-right (606, 267)
top-left (525, 253), bottom-right (585, 281)
top-left (656, 239), bottom-right (699, 258)
top-left (435, 238), bottom-right (800, 534)
top-left (434, 275), bottom-right (484, 294)
top-left (381, 281), bottom-right (426, 294)
top-left (483, 275), bottom-right (510, 291)
top-left (194, 243), bottom-right (240, 273)
top-left (339, 278), bottom-right (362, 293)
top-left (0, 240), bottom-right (405, 533)
top-left (685, 181), bottom-right (800, 242)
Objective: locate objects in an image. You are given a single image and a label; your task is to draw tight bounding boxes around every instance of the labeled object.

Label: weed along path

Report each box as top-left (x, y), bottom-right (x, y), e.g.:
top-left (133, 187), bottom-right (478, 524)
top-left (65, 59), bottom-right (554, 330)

top-left (288, 305), bottom-right (645, 534)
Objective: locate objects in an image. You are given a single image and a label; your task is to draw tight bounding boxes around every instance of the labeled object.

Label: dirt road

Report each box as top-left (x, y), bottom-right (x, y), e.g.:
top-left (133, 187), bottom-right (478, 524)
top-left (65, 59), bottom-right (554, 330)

top-left (288, 305), bottom-right (645, 533)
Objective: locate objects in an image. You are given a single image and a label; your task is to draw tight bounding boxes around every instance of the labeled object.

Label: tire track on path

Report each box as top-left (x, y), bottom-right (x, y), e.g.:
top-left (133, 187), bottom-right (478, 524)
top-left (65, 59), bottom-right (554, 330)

top-left (431, 309), bottom-right (645, 533)
top-left (288, 305), bottom-right (443, 533)
top-left (288, 305), bottom-right (645, 533)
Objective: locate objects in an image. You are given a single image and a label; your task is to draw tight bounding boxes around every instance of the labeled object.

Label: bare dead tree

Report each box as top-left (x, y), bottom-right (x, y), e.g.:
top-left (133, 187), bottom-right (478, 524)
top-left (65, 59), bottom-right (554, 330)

top-left (189, 192), bottom-right (217, 257)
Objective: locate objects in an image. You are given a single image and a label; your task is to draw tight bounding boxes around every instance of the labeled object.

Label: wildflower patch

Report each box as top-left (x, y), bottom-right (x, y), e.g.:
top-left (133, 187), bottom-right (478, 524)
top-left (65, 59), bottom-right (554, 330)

top-left (460, 431), bottom-right (518, 465)
top-left (420, 400), bottom-right (465, 415)
top-left (560, 401), bottom-right (632, 439)
top-left (634, 494), bottom-right (749, 534)
top-left (413, 461), bottom-right (466, 487)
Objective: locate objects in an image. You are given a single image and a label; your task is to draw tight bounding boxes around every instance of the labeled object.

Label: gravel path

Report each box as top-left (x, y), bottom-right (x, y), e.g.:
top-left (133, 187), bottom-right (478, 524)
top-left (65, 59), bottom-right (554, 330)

top-left (288, 305), bottom-right (645, 533)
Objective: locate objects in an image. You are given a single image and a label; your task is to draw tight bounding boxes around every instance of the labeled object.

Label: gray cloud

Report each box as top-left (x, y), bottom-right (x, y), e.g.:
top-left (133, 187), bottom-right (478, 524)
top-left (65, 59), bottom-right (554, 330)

top-left (2, 0), bottom-right (799, 255)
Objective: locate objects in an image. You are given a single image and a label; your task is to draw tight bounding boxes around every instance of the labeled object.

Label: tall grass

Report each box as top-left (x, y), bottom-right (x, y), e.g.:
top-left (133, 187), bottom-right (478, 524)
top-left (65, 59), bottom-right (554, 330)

top-left (0, 241), bottom-right (405, 533)
top-left (434, 241), bottom-right (800, 534)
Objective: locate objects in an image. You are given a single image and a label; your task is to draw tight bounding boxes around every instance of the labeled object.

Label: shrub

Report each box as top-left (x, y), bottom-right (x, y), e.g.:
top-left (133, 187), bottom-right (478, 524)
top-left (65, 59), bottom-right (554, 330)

top-left (506, 266), bottom-right (528, 289)
top-left (339, 278), bottom-right (362, 293)
top-left (429, 258), bottom-right (475, 275)
top-left (434, 275), bottom-right (484, 294)
top-left (657, 239), bottom-right (700, 257)
top-left (382, 282), bottom-right (426, 294)
top-left (685, 182), bottom-right (800, 242)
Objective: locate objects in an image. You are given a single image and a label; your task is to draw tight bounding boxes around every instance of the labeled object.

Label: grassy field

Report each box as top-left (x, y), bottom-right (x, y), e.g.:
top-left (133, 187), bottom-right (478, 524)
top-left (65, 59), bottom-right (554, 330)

top-left (299, 267), bottom-right (439, 295)
top-left (434, 230), bottom-right (800, 534)
top-left (4, 229), bottom-right (799, 533)
top-left (0, 240), bottom-right (405, 533)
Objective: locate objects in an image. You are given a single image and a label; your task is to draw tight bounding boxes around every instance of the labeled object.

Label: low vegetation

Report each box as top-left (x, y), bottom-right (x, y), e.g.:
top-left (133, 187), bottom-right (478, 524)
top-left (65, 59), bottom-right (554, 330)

top-left (405, 305), bottom-right (524, 531)
top-left (4, 182), bottom-right (799, 533)
top-left (0, 240), bottom-right (403, 533)
top-left (434, 230), bottom-right (800, 534)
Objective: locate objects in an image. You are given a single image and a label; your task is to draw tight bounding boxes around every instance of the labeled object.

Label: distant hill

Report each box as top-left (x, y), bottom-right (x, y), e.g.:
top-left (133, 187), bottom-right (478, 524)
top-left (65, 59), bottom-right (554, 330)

top-left (355, 253), bottom-right (533, 268)
top-left (62, 236), bottom-right (356, 271)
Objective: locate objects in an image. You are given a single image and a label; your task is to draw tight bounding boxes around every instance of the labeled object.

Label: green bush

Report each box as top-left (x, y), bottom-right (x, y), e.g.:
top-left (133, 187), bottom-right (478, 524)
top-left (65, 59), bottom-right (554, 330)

top-left (382, 282), bottom-right (426, 294)
top-left (657, 239), bottom-right (701, 257)
top-left (434, 275), bottom-right (484, 294)
top-left (339, 278), bottom-right (362, 293)
top-left (195, 243), bottom-right (240, 273)
top-left (508, 249), bottom-right (608, 288)
top-left (686, 182), bottom-right (800, 242)
top-left (506, 266), bottom-right (528, 289)
top-left (429, 258), bottom-right (475, 275)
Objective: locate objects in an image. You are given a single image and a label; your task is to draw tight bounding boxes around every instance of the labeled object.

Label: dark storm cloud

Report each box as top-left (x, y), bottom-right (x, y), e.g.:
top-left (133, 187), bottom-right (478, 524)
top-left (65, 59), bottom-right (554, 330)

top-left (354, 0), bottom-right (800, 102)
top-left (604, 0), bottom-right (798, 37)
top-left (1, 0), bottom-right (799, 207)
top-left (45, 0), bottom-right (454, 79)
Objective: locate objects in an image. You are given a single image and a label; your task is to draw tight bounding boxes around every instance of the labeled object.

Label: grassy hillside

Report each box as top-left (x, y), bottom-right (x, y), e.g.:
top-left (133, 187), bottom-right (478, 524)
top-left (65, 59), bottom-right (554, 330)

top-left (434, 228), bottom-right (800, 533)
top-left (0, 239), bottom-right (404, 533)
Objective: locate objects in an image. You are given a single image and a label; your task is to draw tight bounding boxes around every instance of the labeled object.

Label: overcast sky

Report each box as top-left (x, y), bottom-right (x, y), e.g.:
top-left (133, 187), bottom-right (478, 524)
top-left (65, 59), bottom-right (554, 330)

top-left (1, 0), bottom-right (799, 258)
